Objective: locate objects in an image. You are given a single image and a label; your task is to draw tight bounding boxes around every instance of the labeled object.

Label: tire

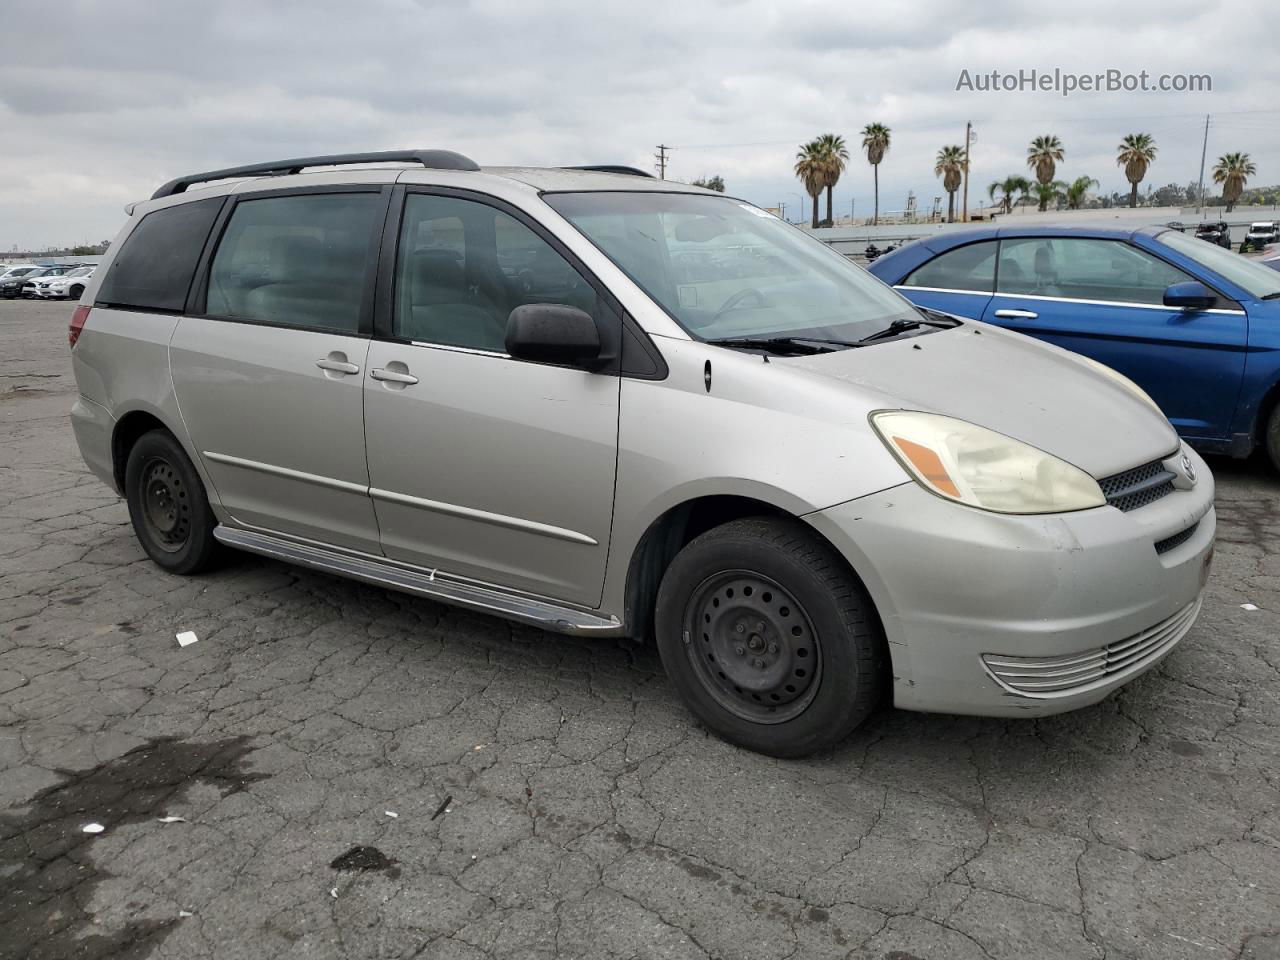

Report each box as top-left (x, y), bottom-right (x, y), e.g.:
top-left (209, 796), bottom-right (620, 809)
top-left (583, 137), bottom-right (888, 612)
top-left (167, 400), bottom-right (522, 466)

top-left (654, 517), bottom-right (885, 758)
top-left (69, 285), bottom-right (84, 300)
top-left (1265, 404), bottom-right (1280, 475)
top-left (124, 429), bottom-right (220, 574)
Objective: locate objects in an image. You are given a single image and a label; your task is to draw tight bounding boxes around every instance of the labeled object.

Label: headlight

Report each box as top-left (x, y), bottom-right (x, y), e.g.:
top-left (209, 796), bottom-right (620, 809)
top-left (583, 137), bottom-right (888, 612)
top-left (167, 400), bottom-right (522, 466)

top-left (1077, 355), bottom-right (1162, 415)
top-left (870, 410), bottom-right (1106, 514)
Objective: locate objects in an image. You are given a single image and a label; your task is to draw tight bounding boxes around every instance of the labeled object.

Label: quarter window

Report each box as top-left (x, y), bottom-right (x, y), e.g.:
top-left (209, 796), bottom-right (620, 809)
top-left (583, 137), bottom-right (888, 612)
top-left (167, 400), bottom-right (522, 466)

top-left (997, 237), bottom-right (1194, 306)
top-left (394, 193), bottom-right (598, 352)
top-left (903, 241), bottom-right (997, 292)
top-left (206, 192), bottom-right (383, 333)
top-left (97, 197), bottom-right (223, 311)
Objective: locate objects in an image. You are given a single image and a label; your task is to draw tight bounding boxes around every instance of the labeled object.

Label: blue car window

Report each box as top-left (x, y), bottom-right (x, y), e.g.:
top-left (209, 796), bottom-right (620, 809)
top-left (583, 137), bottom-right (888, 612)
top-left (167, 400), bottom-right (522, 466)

top-left (903, 240), bottom-right (997, 292)
top-left (998, 237), bottom-right (1193, 305)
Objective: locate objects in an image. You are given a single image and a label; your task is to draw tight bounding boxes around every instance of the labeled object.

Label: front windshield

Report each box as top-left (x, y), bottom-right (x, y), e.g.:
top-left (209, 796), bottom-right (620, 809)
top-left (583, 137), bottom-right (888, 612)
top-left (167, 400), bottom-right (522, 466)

top-left (545, 192), bottom-right (915, 341)
top-left (1158, 230), bottom-right (1280, 299)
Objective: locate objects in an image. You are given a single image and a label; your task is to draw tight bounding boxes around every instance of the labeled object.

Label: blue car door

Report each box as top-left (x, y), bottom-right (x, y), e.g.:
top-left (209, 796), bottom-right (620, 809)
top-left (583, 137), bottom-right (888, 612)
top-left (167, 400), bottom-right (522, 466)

top-left (891, 239), bottom-right (997, 321)
top-left (981, 236), bottom-right (1247, 441)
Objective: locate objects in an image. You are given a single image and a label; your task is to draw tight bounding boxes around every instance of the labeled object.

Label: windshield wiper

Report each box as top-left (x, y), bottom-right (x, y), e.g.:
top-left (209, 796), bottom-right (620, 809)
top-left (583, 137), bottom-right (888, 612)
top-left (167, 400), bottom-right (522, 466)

top-left (858, 312), bottom-right (962, 343)
top-left (706, 335), bottom-right (863, 354)
top-left (1262, 292), bottom-right (1280, 301)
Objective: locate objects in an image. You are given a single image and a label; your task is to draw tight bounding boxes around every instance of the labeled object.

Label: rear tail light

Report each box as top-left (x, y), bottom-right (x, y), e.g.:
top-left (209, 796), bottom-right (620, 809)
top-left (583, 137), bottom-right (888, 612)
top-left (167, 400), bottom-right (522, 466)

top-left (69, 305), bottom-right (91, 348)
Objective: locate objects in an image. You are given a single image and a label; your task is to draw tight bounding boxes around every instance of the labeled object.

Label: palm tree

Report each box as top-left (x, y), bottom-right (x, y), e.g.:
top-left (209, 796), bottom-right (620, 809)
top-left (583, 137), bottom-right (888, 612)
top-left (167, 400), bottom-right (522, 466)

top-left (1063, 176), bottom-right (1099, 210)
top-left (861, 123), bottom-right (891, 225)
top-left (794, 140), bottom-right (826, 228)
top-left (988, 175), bottom-right (1032, 216)
top-left (1030, 180), bottom-right (1065, 212)
top-left (1212, 152), bottom-right (1257, 212)
top-left (934, 145), bottom-right (966, 222)
top-left (814, 133), bottom-right (849, 226)
top-left (1026, 135), bottom-right (1065, 185)
top-left (1116, 134), bottom-right (1157, 208)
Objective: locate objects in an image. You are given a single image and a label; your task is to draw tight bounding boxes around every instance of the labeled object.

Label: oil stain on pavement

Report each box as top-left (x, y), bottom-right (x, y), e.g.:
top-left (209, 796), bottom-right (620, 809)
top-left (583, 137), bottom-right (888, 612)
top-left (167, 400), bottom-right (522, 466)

top-left (0, 736), bottom-right (267, 960)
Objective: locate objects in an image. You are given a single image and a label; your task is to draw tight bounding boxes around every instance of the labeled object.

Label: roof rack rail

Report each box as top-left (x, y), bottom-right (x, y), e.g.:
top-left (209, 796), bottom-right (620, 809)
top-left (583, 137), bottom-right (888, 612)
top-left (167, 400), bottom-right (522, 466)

top-left (562, 165), bottom-right (655, 179)
top-left (151, 149), bottom-right (481, 200)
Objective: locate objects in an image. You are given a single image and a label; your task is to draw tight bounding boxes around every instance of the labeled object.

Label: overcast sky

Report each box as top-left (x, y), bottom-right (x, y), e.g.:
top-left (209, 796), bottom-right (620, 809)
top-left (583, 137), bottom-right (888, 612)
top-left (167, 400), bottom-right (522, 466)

top-left (3, 0), bottom-right (1278, 250)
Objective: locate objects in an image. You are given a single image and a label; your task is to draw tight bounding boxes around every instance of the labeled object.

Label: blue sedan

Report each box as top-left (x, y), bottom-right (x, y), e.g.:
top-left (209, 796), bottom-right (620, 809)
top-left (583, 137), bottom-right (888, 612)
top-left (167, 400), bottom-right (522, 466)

top-left (868, 225), bottom-right (1280, 470)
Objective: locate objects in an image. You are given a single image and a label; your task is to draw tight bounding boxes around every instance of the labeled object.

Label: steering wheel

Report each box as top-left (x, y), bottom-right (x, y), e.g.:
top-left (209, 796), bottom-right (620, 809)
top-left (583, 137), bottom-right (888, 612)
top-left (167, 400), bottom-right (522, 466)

top-left (714, 287), bottom-right (768, 320)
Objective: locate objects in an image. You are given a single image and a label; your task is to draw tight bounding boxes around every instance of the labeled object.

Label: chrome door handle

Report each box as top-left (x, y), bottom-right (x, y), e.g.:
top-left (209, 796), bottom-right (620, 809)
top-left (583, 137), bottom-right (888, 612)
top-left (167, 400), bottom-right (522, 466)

top-left (316, 358), bottom-right (360, 374)
top-left (371, 367), bottom-right (419, 385)
top-left (993, 308), bottom-right (1039, 319)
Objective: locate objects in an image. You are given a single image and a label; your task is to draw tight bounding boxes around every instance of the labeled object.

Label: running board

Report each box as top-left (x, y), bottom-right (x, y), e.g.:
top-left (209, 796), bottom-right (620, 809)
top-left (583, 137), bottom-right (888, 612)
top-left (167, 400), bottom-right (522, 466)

top-left (213, 525), bottom-right (624, 637)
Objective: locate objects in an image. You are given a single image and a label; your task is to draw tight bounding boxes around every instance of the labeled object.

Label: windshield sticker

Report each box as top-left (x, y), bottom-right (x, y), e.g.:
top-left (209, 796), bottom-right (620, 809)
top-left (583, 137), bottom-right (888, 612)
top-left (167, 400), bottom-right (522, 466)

top-left (738, 203), bottom-right (775, 219)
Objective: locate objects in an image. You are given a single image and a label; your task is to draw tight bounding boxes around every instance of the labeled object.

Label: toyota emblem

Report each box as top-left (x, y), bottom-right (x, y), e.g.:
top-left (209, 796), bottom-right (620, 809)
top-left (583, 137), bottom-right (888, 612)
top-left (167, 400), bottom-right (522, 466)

top-left (1181, 454), bottom-right (1197, 485)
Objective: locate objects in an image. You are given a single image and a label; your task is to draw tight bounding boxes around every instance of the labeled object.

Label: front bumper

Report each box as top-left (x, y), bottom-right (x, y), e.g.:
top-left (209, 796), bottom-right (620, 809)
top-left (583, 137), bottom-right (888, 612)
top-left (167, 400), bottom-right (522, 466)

top-left (806, 446), bottom-right (1215, 718)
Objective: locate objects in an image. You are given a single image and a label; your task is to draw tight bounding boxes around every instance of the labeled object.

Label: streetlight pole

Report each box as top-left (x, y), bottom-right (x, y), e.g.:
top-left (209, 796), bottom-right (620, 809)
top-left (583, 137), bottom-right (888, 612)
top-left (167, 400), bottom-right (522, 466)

top-left (961, 122), bottom-right (974, 222)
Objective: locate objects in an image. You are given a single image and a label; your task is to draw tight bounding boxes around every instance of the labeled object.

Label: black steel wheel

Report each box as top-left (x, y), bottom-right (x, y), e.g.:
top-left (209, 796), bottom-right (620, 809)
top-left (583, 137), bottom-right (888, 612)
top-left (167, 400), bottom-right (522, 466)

top-left (684, 572), bottom-right (822, 724)
top-left (125, 429), bottom-right (220, 574)
top-left (655, 517), bottom-right (885, 757)
top-left (138, 457), bottom-right (192, 553)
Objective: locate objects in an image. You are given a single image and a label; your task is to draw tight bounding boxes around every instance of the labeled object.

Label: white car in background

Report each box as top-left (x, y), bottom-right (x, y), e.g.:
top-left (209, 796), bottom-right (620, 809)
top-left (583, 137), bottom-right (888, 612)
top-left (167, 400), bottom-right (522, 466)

top-left (1246, 221), bottom-right (1279, 250)
top-left (42, 266), bottom-right (96, 300)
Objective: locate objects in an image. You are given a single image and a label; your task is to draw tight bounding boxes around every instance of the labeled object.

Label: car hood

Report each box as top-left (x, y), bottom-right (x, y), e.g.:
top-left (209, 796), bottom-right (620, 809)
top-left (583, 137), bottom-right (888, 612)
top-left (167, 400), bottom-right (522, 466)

top-left (783, 323), bottom-right (1179, 479)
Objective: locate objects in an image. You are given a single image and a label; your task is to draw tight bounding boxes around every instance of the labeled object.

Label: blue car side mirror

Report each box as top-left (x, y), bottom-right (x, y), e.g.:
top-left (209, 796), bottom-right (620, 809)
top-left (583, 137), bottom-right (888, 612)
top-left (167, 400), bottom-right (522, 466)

top-left (1164, 281), bottom-right (1216, 311)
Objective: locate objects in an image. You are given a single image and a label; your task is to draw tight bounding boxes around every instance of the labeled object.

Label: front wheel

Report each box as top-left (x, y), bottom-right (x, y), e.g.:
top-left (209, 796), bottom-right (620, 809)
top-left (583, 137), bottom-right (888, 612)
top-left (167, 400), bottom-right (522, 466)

top-left (654, 517), bottom-right (885, 758)
top-left (125, 429), bottom-right (221, 574)
top-left (1265, 404), bottom-right (1280, 475)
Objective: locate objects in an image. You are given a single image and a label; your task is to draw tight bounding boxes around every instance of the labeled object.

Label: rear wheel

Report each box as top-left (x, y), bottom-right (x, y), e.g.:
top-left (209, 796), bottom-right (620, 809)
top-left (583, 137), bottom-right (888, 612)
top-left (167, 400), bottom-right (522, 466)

top-left (654, 517), bottom-right (885, 757)
top-left (69, 284), bottom-right (84, 300)
top-left (1265, 404), bottom-right (1280, 474)
top-left (125, 430), bottom-right (220, 574)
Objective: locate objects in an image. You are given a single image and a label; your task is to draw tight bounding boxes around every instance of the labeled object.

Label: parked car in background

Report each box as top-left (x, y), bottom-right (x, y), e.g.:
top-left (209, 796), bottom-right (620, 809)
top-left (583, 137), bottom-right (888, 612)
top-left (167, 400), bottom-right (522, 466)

top-left (0, 265), bottom-right (46, 298)
top-left (1262, 252), bottom-right (1280, 273)
top-left (66, 149), bottom-right (1213, 757)
top-left (1165, 221), bottom-right (1186, 233)
top-left (1195, 221), bottom-right (1232, 248)
top-left (20, 266), bottom-right (74, 298)
top-left (1245, 221), bottom-right (1279, 249)
top-left (42, 265), bottom-right (96, 300)
top-left (868, 224), bottom-right (1280, 471)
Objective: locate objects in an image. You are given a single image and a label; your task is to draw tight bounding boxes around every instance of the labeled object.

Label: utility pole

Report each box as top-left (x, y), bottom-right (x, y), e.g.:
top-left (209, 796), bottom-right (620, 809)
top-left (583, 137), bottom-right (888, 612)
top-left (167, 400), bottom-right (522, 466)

top-left (1195, 114), bottom-right (1210, 214)
top-left (961, 121), bottom-right (973, 222)
top-left (778, 202), bottom-right (786, 222)
top-left (654, 144), bottom-right (671, 180)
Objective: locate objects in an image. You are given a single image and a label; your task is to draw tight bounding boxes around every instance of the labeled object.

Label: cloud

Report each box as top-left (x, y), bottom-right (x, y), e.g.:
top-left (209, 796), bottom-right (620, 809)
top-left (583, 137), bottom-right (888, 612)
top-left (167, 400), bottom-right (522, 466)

top-left (1, 0), bottom-right (1276, 248)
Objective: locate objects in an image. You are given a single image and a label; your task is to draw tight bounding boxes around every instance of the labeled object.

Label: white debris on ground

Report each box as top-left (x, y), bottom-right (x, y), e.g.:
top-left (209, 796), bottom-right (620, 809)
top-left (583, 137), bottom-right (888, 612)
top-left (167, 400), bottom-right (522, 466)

top-left (176, 631), bottom-right (199, 647)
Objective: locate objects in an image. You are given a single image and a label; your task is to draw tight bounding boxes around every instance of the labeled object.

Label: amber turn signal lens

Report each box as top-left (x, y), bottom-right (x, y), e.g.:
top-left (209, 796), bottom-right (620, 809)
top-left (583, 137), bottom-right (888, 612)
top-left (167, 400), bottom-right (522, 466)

top-left (891, 436), bottom-right (960, 497)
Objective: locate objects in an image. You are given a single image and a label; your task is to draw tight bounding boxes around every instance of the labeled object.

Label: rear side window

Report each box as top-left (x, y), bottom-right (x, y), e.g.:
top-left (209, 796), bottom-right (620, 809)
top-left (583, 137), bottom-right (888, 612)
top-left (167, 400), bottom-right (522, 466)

top-left (205, 192), bottom-right (382, 334)
top-left (97, 197), bottom-right (222, 311)
top-left (903, 241), bottom-right (997, 292)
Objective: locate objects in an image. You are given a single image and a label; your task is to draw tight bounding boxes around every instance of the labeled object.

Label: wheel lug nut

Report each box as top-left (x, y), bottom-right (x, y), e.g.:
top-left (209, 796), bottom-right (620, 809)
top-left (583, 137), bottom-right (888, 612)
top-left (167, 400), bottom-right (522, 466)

top-left (768, 642), bottom-right (778, 654)
top-left (735, 645), bottom-right (745, 656)
top-left (756, 621), bottom-right (765, 632)
top-left (735, 623), bottom-right (745, 634)
top-left (752, 658), bottom-right (765, 669)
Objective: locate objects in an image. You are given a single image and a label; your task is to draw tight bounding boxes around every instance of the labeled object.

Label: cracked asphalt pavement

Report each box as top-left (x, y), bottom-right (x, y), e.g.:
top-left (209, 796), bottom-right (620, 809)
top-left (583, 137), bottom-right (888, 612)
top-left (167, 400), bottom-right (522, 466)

top-left (3, 299), bottom-right (1280, 960)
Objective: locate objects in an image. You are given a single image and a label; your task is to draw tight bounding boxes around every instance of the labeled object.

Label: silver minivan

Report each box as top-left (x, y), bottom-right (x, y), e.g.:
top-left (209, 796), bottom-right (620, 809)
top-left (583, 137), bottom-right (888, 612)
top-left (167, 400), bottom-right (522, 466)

top-left (69, 150), bottom-right (1215, 756)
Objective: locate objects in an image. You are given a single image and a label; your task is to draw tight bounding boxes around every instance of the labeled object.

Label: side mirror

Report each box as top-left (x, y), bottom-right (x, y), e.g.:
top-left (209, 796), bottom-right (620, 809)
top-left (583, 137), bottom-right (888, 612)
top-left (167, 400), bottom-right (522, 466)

top-left (506, 303), bottom-right (602, 367)
top-left (1163, 281), bottom-right (1216, 311)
